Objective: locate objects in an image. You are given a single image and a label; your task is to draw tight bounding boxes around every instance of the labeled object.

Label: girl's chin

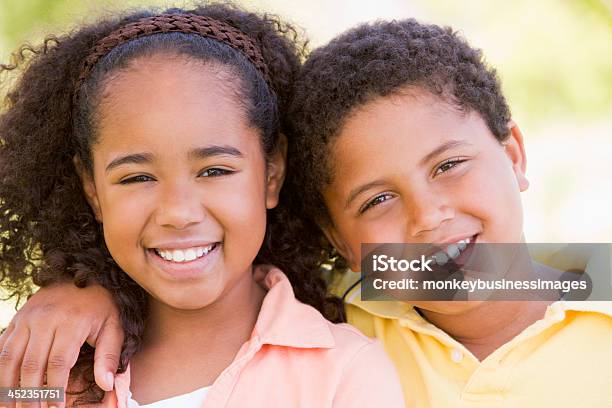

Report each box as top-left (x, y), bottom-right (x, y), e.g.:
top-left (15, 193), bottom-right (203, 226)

top-left (148, 289), bottom-right (221, 311)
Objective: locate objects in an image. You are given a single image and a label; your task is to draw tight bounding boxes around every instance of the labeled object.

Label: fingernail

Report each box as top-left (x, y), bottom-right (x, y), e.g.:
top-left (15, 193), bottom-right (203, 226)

top-left (106, 372), bottom-right (115, 389)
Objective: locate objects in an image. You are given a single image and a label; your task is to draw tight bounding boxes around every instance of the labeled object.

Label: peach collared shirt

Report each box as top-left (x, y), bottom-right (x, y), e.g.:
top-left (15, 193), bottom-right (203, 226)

top-left (78, 265), bottom-right (404, 407)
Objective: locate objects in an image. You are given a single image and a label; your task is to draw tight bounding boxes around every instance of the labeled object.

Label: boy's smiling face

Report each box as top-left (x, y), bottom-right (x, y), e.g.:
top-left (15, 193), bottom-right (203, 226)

top-left (77, 54), bottom-right (285, 311)
top-left (321, 89), bottom-right (529, 312)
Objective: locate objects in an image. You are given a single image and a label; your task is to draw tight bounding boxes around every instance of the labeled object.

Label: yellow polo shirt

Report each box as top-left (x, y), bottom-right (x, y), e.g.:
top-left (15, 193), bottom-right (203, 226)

top-left (332, 245), bottom-right (612, 407)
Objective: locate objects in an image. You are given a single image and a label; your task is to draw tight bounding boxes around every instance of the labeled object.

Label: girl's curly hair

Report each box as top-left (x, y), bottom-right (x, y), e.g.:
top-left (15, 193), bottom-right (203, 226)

top-left (0, 2), bottom-right (343, 404)
top-left (283, 19), bottom-right (512, 269)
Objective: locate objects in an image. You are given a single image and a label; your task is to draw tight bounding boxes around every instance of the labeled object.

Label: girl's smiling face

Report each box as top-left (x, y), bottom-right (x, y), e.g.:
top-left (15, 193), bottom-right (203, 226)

top-left (78, 54), bottom-right (285, 310)
top-left (321, 90), bottom-right (529, 305)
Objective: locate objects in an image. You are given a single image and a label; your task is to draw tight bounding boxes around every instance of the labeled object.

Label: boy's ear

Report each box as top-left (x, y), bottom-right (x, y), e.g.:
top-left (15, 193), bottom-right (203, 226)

top-left (320, 223), bottom-right (360, 272)
top-left (265, 133), bottom-right (288, 209)
top-left (73, 156), bottom-right (103, 222)
top-left (503, 121), bottom-right (529, 192)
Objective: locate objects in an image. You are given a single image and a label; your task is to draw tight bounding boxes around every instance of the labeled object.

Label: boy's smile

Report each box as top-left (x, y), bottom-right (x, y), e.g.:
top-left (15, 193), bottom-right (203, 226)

top-left (321, 89), bottom-right (529, 311)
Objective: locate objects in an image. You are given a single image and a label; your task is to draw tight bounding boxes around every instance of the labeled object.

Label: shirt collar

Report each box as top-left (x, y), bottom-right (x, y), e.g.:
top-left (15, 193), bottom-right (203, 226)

top-left (251, 264), bottom-right (336, 349)
top-left (556, 300), bottom-right (612, 316)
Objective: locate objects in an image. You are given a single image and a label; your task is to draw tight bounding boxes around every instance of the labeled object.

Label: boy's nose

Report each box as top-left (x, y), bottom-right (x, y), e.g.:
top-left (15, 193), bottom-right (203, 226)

top-left (406, 190), bottom-right (454, 238)
top-left (154, 184), bottom-right (206, 229)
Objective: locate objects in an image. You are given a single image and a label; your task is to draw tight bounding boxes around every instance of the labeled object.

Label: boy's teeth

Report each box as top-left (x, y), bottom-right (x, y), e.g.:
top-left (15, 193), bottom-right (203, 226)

top-left (432, 251), bottom-right (449, 265)
top-left (430, 237), bottom-right (472, 265)
top-left (155, 245), bottom-right (215, 263)
top-left (446, 244), bottom-right (461, 259)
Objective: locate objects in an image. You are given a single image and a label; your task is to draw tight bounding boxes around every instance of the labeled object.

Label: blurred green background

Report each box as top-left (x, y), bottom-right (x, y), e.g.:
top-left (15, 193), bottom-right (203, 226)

top-left (1, 0), bottom-right (612, 323)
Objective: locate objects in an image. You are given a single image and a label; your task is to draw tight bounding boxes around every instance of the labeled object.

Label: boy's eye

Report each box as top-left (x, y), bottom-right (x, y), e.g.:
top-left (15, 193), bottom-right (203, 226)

top-left (119, 174), bottom-right (155, 184)
top-left (433, 158), bottom-right (467, 177)
top-left (360, 193), bottom-right (394, 214)
top-left (199, 168), bottom-right (233, 177)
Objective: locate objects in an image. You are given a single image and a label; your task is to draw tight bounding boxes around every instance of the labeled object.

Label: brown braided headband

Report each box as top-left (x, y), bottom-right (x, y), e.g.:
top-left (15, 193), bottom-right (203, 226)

top-left (74, 13), bottom-right (272, 101)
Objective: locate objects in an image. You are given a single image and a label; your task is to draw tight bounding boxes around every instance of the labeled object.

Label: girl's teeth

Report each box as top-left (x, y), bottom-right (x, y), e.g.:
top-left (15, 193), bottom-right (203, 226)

top-left (172, 250), bottom-right (185, 262)
top-left (155, 245), bottom-right (215, 263)
top-left (457, 239), bottom-right (467, 250)
top-left (184, 249), bottom-right (197, 261)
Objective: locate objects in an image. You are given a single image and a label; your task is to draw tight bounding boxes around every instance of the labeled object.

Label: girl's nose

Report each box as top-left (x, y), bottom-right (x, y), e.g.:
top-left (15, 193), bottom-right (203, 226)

top-left (155, 183), bottom-right (206, 229)
top-left (406, 189), bottom-right (455, 238)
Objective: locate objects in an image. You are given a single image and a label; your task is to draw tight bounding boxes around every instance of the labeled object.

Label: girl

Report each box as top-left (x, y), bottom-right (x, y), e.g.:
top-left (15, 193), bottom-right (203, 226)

top-left (6, 16), bottom-right (612, 408)
top-left (0, 4), bottom-right (404, 407)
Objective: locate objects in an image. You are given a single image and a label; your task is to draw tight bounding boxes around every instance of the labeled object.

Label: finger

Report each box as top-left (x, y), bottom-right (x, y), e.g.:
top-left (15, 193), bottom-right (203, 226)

top-left (45, 325), bottom-right (88, 408)
top-left (19, 328), bottom-right (56, 408)
top-left (0, 321), bottom-right (15, 355)
top-left (0, 326), bottom-right (30, 408)
top-left (92, 318), bottom-right (124, 392)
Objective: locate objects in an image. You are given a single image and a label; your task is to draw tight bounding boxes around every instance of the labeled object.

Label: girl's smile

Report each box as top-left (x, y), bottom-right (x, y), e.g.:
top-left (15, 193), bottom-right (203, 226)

top-left (147, 241), bottom-right (222, 280)
top-left (152, 242), bottom-right (218, 263)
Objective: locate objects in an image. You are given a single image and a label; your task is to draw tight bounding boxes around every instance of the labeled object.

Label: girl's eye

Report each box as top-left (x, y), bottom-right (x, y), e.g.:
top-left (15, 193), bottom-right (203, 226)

top-left (360, 193), bottom-right (394, 214)
top-left (199, 168), bottom-right (233, 177)
top-left (120, 175), bottom-right (154, 184)
top-left (433, 158), bottom-right (466, 177)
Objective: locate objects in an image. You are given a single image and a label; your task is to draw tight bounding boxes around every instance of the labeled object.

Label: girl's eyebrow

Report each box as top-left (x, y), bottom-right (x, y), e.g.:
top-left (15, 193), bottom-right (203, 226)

top-left (105, 145), bottom-right (244, 173)
top-left (419, 140), bottom-right (471, 166)
top-left (188, 145), bottom-right (244, 160)
top-left (106, 152), bottom-right (153, 173)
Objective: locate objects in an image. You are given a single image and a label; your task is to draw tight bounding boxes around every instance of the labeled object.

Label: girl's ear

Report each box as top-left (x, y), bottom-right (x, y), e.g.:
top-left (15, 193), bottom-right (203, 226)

top-left (320, 223), bottom-right (359, 272)
top-left (504, 121), bottom-right (529, 192)
top-left (265, 134), bottom-right (288, 209)
top-left (73, 156), bottom-right (103, 222)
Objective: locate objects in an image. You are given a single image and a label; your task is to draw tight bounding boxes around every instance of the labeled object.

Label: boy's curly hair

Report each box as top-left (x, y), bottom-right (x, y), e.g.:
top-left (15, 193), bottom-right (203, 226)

top-left (284, 19), bottom-right (512, 268)
top-left (0, 2), bottom-right (343, 404)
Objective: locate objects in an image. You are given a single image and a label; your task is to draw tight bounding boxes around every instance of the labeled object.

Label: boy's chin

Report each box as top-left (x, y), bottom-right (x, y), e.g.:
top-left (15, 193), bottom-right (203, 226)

top-left (408, 300), bottom-right (486, 315)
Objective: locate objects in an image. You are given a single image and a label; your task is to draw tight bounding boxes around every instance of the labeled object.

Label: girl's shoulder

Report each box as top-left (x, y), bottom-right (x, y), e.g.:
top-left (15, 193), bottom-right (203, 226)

top-left (323, 320), bottom-right (399, 381)
top-left (325, 320), bottom-right (382, 358)
top-left (252, 265), bottom-right (404, 405)
top-left (283, 308), bottom-right (405, 406)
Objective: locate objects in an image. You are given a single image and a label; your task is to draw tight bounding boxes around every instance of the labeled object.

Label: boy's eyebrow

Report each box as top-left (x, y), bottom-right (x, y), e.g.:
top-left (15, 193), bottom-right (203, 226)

top-left (344, 140), bottom-right (472, 208)
top-left (345, 180), bottom-right (388, 209)
top-left (420, 140), bottom-right (471, 166)
top-left (106, 153), bottom-right (153, 173)
top-left (188, 145), bottom-right (244, 160)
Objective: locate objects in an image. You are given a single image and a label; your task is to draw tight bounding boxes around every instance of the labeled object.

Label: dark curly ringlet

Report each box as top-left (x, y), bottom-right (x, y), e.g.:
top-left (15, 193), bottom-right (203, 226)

top-left (0, 2), bottom-right (343, 405)
top-left (284, 19), bottom-right (512, 268)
